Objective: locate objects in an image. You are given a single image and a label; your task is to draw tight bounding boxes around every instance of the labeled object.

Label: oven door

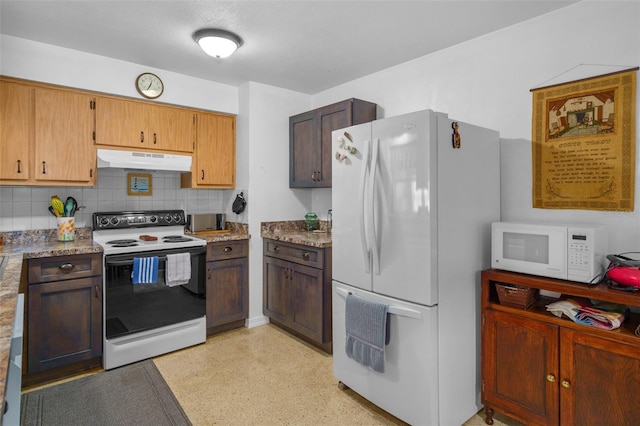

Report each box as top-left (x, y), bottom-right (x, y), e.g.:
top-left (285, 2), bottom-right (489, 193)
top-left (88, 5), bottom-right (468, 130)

top-left (104, 246), bottom-right (206, 340)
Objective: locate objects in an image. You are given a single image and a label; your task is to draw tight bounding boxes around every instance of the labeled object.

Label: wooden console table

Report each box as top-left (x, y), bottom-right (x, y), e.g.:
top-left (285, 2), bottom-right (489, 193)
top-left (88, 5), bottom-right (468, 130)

top-left (481, 269), bottom-right (640, 425)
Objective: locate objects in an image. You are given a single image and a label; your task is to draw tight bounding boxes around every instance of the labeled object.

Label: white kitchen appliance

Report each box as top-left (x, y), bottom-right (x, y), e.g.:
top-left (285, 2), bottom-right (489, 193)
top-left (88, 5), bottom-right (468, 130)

top-left (491, 221), bottom-right (608, 283)
top-left (331, 109), bottom-right (500, 425)
top-left (93, 210), bottom-right (207, 370)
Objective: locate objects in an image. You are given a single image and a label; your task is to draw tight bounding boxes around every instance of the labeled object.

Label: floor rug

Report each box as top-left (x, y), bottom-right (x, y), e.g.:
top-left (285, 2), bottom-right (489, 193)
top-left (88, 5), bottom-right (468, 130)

top-left (20, 360), bottom-right (191, 426)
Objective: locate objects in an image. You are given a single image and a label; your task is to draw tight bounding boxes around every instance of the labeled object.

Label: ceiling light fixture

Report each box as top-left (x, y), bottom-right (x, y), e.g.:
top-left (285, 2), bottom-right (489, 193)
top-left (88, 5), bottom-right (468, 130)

top-left (193, 29), bottom-right (243, 58)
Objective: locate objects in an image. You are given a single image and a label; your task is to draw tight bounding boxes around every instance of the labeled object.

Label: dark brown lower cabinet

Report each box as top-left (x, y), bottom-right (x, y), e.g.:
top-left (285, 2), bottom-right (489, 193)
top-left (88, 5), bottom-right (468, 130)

top-left (481, 269), bottom-right (640, 426)
top-left (206, 239), bottom-right (249, 334)
top-left (26, 253), bottom-right (103, 382)
top-left (263, 239), bottom-right (332, 353)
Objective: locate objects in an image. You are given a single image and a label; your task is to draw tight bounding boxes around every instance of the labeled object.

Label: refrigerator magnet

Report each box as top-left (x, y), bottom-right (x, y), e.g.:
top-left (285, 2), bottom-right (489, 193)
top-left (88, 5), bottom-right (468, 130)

top-left (451, 122), bottom-right (461, 149)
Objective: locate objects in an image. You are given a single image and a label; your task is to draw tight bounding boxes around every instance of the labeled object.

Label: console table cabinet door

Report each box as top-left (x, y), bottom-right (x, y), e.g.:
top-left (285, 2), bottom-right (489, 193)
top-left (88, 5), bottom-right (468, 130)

top-left (483, 309), bottom-right (560, 426)
top-left (560, 329), bottom-right (640, 425)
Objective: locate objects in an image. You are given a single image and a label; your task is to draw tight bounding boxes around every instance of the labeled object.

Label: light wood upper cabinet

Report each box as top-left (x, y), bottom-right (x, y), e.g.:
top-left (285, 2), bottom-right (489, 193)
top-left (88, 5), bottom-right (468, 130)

top-left (0, 80), bottom-right (31, 181)
top-left (0, 78), bottom-right (95, 186)
top-left (95, 96), bottom-right (194, 153)
top-left (94, 96), bottom-right (149, 149)
top-left (34, 88), bottom-right (96, 184)
top-left (181, 112), bottom-right (236, 188)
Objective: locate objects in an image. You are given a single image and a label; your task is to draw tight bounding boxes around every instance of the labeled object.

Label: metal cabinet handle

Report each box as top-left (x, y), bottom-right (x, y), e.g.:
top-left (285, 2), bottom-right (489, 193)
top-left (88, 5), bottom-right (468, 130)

top-left (207, 269), bottom-right (211, 279)
top-left (222, 247), bottom-right (233, 253)
top-left (546, 374), bottom-right (556, 383)
top-left (201, 169), bottom-right (205, 180)
top-left (273, 246), bottom-right (280, 252)
top-left (140, 131), bottom-right (145, 143)
top-left (59, 263), bottom-right (75, 272)
top-left (42, 161), bottom-right (47, 174)
top-left (561, 380), bottom-right (571, 389)
top-left (94, 285), bottom-right (101, 299)
top-left (302, 252), bottom-right (310, 260)
top-left (17, 159), bottom-right (21, 173)
top-left (153, 133), bottom-right (157, 144)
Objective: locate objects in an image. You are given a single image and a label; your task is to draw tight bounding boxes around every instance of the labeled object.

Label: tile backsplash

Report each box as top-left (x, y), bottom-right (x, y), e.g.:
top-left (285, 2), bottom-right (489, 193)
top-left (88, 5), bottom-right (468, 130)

top-left (0, 168), bottom-right (247, 232)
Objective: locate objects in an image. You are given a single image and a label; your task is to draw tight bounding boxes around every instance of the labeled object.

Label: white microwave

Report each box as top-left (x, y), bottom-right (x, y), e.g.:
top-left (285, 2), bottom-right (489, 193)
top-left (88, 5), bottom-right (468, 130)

top-left (491, 222), bottom-right (608, 283)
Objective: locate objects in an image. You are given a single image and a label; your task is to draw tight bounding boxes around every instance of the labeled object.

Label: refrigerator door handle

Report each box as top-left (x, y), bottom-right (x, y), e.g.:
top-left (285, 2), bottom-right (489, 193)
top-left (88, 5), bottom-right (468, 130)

top-left (369, 137), bottom-right (381, 275)
top-left (334, 287), bottom-right (423, 320)
top-left (359, 139), bottom-right (371, 273)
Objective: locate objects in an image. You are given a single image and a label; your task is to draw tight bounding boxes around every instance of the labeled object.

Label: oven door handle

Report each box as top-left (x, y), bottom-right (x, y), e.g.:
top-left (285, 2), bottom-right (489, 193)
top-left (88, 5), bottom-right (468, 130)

top-left (105, 250), bottom-right (204, 267)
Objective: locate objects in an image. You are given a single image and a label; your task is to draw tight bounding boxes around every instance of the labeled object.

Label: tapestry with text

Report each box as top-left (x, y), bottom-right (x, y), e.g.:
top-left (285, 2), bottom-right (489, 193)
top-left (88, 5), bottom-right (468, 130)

top-left (532, 69), bottom-right (637, 211)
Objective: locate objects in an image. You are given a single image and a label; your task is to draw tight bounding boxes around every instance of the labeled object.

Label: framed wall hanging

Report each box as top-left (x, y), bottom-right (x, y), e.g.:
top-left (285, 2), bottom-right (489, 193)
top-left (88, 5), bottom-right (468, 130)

top-left (531, 67), bottom-right (637, 211)
top-left (127, 173), bottom-right (152, 196)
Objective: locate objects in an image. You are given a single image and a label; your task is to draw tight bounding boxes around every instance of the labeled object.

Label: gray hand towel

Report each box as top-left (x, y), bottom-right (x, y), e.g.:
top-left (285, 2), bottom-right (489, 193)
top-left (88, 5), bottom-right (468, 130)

top-left (345, 293), bottom-right (389, 373)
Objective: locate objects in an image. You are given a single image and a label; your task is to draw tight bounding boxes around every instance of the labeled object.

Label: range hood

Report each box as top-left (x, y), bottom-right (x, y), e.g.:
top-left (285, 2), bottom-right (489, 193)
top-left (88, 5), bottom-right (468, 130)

top-left (97, 149), bottom-right (192, 172)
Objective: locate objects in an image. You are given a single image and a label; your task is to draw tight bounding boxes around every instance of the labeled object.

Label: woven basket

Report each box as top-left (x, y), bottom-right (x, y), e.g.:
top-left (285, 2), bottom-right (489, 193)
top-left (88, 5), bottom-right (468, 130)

top-left (496, 283), bottom-right (538, 309)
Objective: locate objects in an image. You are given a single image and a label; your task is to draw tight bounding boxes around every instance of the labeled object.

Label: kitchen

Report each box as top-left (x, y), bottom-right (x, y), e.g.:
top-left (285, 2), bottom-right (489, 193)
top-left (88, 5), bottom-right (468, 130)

top-left (1, 1), bottom-right (639, 425)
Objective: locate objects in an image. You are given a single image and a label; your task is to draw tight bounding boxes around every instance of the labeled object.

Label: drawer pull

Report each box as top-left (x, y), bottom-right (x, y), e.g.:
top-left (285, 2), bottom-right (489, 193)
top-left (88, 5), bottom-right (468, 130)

top-left (58, 263), bottom-right (75, 272)
top-left (222, 247), bottom-right (233, 253)
top-left (561, 380), bottom-right (571, 389)
top-left (273, 246), bottom-right (280, 252)
top-left (302, 252), bottom-right (310, 260)
top-left (546, 374), bottom-right (556, 383)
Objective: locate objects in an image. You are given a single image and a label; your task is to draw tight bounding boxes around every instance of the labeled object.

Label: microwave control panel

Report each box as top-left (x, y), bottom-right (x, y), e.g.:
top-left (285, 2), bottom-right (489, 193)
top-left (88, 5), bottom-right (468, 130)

top-left (567, 226), bottom-right (608, 282)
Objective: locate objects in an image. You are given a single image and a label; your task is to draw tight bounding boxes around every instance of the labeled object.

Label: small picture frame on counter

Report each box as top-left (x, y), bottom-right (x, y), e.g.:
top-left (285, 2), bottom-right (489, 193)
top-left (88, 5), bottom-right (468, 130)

top-left (127, 173), bottom-right (152, 196)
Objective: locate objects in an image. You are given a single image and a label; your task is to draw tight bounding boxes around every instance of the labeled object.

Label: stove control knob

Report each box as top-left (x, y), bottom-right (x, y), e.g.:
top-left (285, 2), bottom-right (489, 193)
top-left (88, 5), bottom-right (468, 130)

top-left (110, 217), bottom-right (119, 226)
top-left (149, 215), bottom-right (157, 223)
top-left (100, 217), bottom-right (109, 226)
top-left (173, 213), bottom-right (182, 223)
top-left (164, 215), bottom-right (172, 223)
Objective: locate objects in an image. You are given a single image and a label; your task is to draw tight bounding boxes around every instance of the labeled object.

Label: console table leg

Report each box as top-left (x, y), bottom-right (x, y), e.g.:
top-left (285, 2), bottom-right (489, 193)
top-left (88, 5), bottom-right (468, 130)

top-left (484, 407), bottom-right (494, 425)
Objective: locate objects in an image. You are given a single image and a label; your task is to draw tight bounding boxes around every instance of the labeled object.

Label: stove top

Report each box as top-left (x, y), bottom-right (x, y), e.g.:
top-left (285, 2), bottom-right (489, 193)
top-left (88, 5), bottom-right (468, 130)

top-left (93, 210), bottom-right (206, 255)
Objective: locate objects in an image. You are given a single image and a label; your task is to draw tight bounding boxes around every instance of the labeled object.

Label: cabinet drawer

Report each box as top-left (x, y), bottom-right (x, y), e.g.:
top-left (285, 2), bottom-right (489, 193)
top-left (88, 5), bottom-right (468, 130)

top-left (28, 253), bottom-right (102, 284)
top-left (264, 239), bottom-right (323, 268)
top-left (207, 240), bottom-right (248, 262)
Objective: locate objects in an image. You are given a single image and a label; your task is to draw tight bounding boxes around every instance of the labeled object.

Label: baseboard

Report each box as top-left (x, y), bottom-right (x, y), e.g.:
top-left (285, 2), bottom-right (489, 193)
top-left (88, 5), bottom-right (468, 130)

top-left (245, 315), bottom-right (269, 328)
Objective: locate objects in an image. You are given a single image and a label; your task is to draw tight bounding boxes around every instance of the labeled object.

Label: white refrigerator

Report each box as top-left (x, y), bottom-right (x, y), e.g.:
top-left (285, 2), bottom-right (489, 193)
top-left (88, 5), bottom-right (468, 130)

top-left (331, 109), bottom-right (500, 425)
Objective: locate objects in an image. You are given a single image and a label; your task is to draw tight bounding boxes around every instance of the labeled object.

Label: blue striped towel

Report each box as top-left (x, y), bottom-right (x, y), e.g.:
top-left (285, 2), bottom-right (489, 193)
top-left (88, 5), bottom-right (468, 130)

top-left (345, 293), bottom-right (389, 373)
top-left (132, 256), bottom-right (159, 284)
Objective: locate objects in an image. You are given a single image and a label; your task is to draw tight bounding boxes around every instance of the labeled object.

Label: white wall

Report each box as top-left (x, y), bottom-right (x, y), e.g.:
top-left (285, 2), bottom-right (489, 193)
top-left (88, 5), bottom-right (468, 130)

top-left (312, 1), bottom-right (640, 252)
top-left (241, 81), bottom-right (311, 322)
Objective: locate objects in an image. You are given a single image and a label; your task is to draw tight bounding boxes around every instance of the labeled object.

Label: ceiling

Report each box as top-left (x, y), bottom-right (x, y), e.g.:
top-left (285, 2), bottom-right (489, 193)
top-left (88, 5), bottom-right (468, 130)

top-left (0, 1), bottom-right (577, 95)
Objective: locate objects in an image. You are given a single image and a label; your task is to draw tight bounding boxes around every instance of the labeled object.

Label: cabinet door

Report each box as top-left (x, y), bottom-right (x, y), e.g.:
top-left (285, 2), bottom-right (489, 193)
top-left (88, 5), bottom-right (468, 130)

top-left (0, 81), bottom-right (31, 181)
top-left (148, 104), bottom-right (194, 153)
top-left (289, 110), bottom-right (318, 187)
top-left (95, 96), bottom-right (149, 149)
top-left (263, 256), bottom-right (290, 322)
top-left (483, 309), bottom-right (560, 426)
top-left (27, 276), bottom-right (102, 373)
top-left (195, 113), bottom-right (236, 187)
top-left (316, 101), bottom-right (352, 187)
top-left (206, 257), bottom-right (248, 328)
top-left (34, 88), bottom-right (96, 183)
top-left (560, 329), bottom-right (640, 425)
top-left (290, 262), bottom-right (324, 341)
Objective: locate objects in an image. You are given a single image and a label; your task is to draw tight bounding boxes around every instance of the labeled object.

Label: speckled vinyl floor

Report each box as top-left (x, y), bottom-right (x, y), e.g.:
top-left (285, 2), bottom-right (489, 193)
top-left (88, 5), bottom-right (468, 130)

top-left (153, 323), bottom-right (523, 426)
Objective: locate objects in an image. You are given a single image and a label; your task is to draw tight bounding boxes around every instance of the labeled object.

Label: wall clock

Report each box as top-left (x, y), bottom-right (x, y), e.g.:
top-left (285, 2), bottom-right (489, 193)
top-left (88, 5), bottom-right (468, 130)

top-left (135, 72), bottom-right (164, 99)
